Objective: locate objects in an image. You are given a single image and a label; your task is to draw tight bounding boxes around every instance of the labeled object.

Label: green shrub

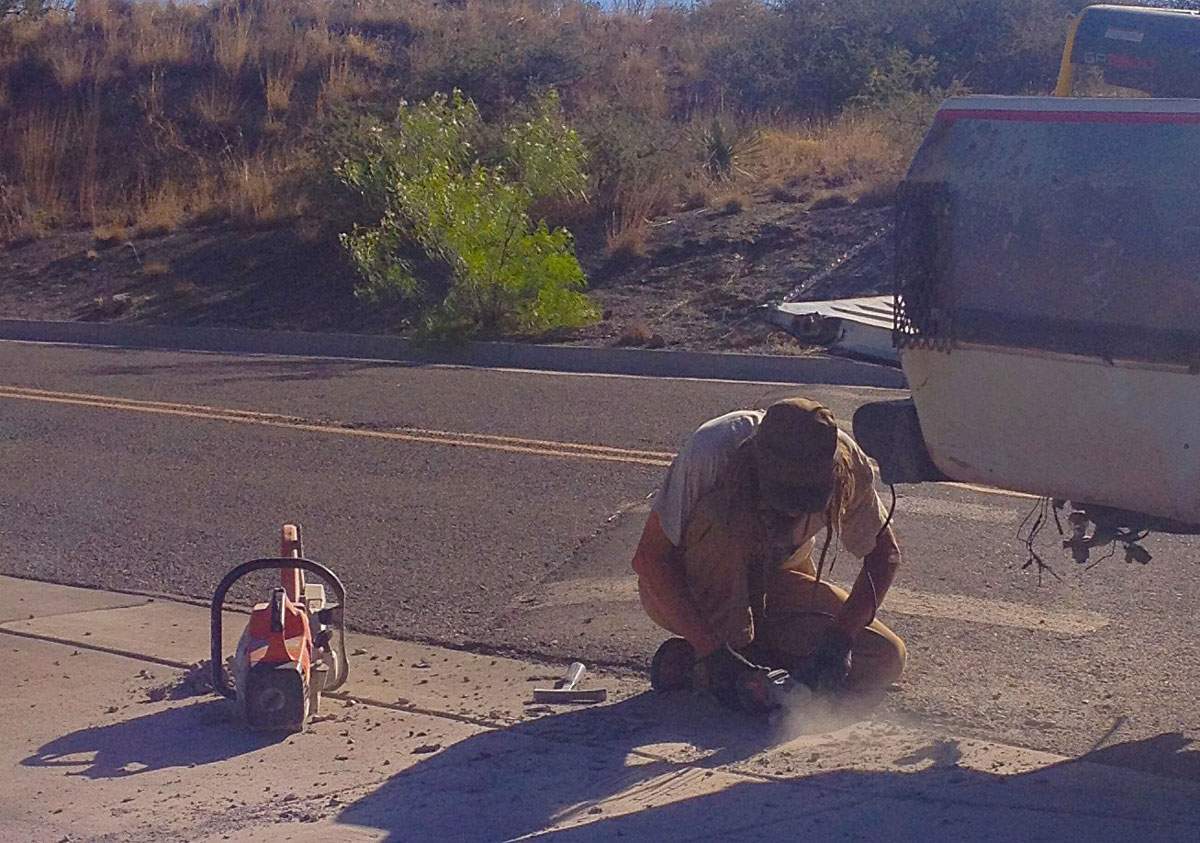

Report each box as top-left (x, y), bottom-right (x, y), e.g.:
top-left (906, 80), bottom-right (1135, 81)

top-left (336, 89), bottom-right (598, 338)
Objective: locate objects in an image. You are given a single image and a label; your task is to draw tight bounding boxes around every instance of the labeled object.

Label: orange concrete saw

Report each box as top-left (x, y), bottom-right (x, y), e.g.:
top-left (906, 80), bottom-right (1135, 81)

top-left (211, 525), bottom-right (349, 731)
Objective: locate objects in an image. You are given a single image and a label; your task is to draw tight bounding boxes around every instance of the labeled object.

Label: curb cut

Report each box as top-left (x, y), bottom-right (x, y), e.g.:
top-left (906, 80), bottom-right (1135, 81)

top-left (0, 318), bottom-right (907, 389)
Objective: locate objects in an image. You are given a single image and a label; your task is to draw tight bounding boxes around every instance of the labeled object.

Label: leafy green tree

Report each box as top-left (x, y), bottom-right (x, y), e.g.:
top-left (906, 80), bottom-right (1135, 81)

top-left (337, 90), bottom-right (598, 337)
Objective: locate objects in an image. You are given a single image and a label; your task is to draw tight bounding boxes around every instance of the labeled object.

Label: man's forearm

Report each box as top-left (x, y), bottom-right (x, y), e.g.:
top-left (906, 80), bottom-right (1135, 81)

top-left (835, 527), bottom-right (900, 639)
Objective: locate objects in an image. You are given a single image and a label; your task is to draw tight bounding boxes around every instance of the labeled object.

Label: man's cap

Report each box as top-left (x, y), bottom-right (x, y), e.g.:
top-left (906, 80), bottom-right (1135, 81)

top-left (751, 397), bottom-right (840, 513)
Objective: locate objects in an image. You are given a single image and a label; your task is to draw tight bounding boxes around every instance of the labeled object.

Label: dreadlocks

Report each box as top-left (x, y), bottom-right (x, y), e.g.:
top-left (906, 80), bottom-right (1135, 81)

top-left (813, 442), bottom-right (856, 585)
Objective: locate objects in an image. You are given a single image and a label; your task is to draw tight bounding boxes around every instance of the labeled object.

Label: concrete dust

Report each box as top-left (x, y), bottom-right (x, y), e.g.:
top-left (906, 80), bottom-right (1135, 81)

top-left (768, 687), bottom-right (865, 743)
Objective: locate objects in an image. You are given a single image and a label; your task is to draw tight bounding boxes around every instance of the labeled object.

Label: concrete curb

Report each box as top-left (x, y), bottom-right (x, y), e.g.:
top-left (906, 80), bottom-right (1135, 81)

top-left (0, 318), bottom-right (907, 389)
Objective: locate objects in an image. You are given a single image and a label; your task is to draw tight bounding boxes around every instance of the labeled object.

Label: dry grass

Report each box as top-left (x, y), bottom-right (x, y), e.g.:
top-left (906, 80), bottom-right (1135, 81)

top-left (852, 177), bottom-right (899, 208)
top-left (91, 223), bottom-right (127, 248)
top-left (813, 113), bottom-right (909, 186)
top-left (227, 160), bottom-right (278, 228)
top-left (679, 186), bottom-right (712, 212)
top-left (810, 190), bottom-right (852, 210)
top-left (616, 321), bottom-right (664, 347)
top-left (303, 21), bottom-right (338, 64)
top-left (740, 109), bottom-right (917, 206)
top-left (265, 71), bottom-right (296, 115)
top-left (193, 82), bottom-right (241, 126)
top-left (135, 185), bottom-right (187, 237)
top-left (186, 168), bottom-right (230, 226)
top-left (6, 14), bottom-right (43, 50)
top-left (142, 260), bottom-right (170, 277)
top-left (0, 0), bottom-right (950, 245)
top-left (49, 50), bottom-right (87, 89)
top-left (605, 224), bottom-right (648, 263)
top-left (318, 55), bottom-right (368, 113)
top-left (212, 9), bottom-right (252, 77)
top-left (751, 129), bottom-right (823, 183)
top-left (343, 32), bottom-right (381, 64)
top-left (171, 281), bottom-right (206, 308)
top-left (261, 20), bottom-right (319, 116)
top-left (607, 176), bottom-right (676, 248)
top-left (76, 0), bottom-right (124, 33)
top-left (0, 177), bottom-right (38, 244)
top-left (129, 7), bottom-right (193, 68)
top-left (712, 191), bottom-right (750, 215)
top-left (223, 154), bottom-right (303, 229)
top-left (92, 293), bottom-right (130, 317)
top-left (14, 110), bottom-right (77, 221)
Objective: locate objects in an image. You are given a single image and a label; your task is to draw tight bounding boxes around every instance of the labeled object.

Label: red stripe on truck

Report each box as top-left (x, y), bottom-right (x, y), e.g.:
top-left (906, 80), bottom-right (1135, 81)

top-left (937, 108), bottom-right (1200, 125)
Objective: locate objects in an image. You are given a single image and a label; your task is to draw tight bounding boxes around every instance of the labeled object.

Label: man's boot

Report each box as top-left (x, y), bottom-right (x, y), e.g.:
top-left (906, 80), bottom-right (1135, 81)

top-left (650, 637), bottom-right (695, 691)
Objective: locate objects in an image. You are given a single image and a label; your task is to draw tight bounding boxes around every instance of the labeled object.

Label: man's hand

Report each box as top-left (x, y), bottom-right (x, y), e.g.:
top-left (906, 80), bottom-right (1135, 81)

top-left (692, 646), bottom-right (778, 714)
top-left (792, 627), bottom-right (853, 693)
top-left (834, 526), bottom-right (901, 639)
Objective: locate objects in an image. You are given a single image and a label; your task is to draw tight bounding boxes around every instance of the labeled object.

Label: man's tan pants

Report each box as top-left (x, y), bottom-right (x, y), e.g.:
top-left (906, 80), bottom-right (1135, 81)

top-left (640, 566), bottom-right (906, 693)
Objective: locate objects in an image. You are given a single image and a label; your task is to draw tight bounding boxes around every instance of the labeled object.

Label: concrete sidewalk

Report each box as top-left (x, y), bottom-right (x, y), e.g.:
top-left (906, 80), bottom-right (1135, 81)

top-left (3, 575), bottom-right (1200, 842)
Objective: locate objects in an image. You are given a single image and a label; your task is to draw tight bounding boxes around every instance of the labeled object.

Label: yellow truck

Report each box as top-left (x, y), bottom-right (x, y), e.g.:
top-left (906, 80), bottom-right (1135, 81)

top-left (1055, 4), bottom-right (1200, 98)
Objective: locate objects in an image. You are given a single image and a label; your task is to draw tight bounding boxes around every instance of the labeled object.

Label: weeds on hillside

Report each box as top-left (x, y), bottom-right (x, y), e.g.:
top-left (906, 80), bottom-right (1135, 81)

top-left (0, 0), bottom-right (1079, 246)
top-left (0, 0), bottom-right (374, 235)
top-left (337, 90), bottom-right (598, 338)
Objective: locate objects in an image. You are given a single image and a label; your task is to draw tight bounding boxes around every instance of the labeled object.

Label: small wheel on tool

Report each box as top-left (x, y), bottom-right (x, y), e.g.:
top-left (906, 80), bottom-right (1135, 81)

top-left (650, 637), bottom-right (696, 691)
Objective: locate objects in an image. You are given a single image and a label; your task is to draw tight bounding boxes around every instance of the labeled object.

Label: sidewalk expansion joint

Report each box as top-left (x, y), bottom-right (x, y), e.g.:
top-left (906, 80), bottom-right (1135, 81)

top-left (325, 691), bottom-right (505, 731)
top-left (0, 624), bottom-right (196, 670)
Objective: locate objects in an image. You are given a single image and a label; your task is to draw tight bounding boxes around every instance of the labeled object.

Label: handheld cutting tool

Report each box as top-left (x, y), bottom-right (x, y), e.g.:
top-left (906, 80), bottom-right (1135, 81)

top-left (211, 525), bottom-right (349, 731)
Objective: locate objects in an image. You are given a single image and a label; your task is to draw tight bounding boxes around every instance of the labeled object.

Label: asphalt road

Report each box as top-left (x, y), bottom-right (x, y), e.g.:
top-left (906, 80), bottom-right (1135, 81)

top-left (3, 340), bottom-right (1200, 764)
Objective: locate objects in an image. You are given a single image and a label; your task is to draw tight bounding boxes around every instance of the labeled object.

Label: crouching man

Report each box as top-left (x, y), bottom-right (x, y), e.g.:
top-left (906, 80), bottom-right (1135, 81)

top-left (632, 397), bottom-right (906, 714)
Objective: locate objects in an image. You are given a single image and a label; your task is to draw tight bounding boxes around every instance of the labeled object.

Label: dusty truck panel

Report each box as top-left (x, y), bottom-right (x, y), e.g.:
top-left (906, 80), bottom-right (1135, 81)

top-left (891, 95), bottom-right (1200, 527)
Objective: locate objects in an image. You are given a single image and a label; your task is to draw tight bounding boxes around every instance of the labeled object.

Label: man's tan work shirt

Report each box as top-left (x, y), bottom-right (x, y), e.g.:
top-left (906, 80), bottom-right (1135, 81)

top-left (652, 410), bottom-right (889, 573)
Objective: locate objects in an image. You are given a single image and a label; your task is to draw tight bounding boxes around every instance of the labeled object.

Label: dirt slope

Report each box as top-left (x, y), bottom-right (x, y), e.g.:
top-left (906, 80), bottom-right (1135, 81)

top-left (0, 191), bottom-right (893, 352)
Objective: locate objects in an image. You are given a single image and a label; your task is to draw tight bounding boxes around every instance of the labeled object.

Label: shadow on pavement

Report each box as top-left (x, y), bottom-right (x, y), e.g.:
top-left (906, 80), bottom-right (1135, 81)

top-left (337, 694), bottom-right (1200, 843)
top-left (1084, 731), bottom-right (1200, 782)
top-left (81, 354), bottom-right (411, 384)
top-left (337, 691), bottom-right (858, 841)
top-left (21, 699), bottom-right (283, 778)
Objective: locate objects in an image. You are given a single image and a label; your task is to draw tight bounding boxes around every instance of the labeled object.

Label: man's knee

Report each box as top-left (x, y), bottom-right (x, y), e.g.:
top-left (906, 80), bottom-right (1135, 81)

top-left (638, 578), bottom-right (677, 635)
top-left (849, 628), bottom-right (906, 691)
top-left (765, 569), bottom-right (849, 616)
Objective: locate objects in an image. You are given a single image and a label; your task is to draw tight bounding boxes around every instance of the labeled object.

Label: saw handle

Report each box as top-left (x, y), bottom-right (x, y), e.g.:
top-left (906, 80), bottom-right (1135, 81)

top-left (210, 557), bottom-right (348, 699)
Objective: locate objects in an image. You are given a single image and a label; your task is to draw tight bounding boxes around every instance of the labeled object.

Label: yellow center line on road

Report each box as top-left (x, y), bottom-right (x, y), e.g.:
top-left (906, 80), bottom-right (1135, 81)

top-left (941, 481), bottom-right (1039, 501)
top-left (0, 385), bottom-right (675, 468)
top-left (0, 384), bottom-right (1041, 501)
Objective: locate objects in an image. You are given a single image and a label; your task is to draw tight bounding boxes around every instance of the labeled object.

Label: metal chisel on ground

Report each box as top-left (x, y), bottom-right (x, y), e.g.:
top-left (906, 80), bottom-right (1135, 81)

top-left (532, 661), bottom-right (607, 704)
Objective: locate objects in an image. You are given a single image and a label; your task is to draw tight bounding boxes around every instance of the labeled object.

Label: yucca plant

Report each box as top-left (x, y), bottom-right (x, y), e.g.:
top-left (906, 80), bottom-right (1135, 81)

top-left (701, 117), bottom-right (759, 181)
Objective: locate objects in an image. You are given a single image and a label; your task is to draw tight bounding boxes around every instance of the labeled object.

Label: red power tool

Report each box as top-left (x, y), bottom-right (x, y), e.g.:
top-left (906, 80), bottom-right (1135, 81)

top-left (211, 525), bottom-right (349, 731)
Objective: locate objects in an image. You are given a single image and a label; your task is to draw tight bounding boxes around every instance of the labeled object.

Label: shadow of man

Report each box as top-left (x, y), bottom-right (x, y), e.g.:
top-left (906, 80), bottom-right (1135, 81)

top-left (337, 688), bottom-right (872, 842)
top-left (340, 721), bottom-right (1200, 843)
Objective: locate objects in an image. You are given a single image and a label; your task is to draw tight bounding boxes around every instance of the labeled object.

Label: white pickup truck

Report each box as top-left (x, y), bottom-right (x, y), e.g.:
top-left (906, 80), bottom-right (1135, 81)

top-left (853, 5), bottom-right (1200, 561)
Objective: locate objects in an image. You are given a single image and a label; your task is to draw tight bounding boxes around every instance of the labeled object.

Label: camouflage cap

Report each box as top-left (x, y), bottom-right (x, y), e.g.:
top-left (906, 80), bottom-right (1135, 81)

top-left (751, 397), bottom-right (840, 515)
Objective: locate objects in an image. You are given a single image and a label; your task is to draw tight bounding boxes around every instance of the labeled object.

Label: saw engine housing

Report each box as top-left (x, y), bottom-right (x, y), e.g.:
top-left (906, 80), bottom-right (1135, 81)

top-left (211, 525), bottom-right (349, 731)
